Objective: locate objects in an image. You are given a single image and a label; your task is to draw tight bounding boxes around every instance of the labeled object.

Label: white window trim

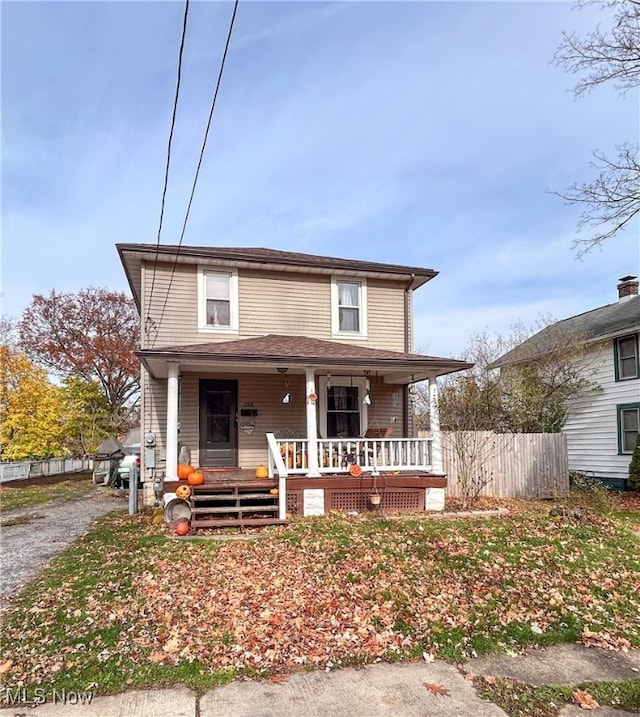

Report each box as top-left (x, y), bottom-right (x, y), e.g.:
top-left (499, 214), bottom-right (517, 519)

top-left (318, 376), bottom-right (369, 438)
top-left (331, 276), bottom-right (368, 340)
top-left (197, 267), bottom-right (239, 334)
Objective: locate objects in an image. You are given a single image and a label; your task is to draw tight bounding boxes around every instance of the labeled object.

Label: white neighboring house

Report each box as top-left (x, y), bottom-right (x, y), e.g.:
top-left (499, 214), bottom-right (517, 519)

top-left (492, 276), bottom-right (640, 490)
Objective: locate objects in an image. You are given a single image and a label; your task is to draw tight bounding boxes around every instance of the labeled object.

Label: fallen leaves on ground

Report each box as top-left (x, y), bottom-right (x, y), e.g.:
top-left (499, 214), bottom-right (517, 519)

top-left (1, 507), bottom-right (639, 690)
top-left (424, 682), bottom-right (450, 696)
top-left (572, 689), bottom-right (600, 709)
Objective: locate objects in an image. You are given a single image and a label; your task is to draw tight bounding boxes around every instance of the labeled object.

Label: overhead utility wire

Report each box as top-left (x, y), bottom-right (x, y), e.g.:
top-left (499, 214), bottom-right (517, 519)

top-left (146, 0), bottom-right (191, 337)
top-left (152, 0), bottom-right (240, 347)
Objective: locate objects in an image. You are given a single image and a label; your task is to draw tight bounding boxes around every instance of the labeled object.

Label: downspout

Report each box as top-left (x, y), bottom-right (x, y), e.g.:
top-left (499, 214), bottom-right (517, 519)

top-left (403, 274), bottom-right (416, 437)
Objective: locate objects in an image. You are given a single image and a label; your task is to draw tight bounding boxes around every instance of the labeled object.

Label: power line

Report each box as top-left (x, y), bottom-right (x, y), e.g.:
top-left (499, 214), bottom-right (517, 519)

top-left (152, 0), bottom-right (240, 346)
top-left (146, 0), bottom-right (191, 338)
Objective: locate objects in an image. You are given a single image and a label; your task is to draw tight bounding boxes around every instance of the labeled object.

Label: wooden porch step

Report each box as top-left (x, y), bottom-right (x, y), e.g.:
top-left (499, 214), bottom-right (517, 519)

top-left (189, 482), bottom-right (281, 530)
top-left (191, 517), bottom-right (287, 528)
top-left (191, 504), bottom-right (278, 515)
top-left (191, 481), bottom-right (277, 491)
top-left (191, 492), bottom-right (277, 501)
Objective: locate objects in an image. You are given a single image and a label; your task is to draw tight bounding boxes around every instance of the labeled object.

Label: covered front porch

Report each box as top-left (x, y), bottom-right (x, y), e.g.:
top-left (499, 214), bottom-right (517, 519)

top-left (139, 334), bottom-right (472, 521)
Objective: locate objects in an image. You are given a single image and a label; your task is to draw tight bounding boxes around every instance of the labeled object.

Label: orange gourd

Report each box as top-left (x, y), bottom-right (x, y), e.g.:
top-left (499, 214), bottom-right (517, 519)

top-left (175, 484), bottom-right (191, 500)
top-left (349, 463), bottom-right (363, 477)
top-left (270, 488), bottom-right (279, 495)
top-left (178, 464), bottom-right (195, 480)
top-left (255, 465), bottom-right (269, 479)
top-left (175, 520), bottom-right (190, 536)
top-left (188, 471), bottom-right (205, 486)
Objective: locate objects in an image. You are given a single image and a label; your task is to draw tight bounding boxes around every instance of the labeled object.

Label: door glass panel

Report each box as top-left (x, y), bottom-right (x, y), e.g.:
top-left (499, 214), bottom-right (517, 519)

top-left (207, 390), bottom-right (231, 443)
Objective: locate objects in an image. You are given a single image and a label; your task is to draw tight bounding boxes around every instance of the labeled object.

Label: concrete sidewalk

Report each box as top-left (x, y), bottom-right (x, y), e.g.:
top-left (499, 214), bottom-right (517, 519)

top-left (1, 645), bottom-right (638, 717)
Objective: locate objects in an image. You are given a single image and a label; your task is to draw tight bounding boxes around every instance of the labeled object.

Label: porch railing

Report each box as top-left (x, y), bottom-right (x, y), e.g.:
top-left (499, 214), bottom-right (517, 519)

top-left (268, 435), bottom-right (432, 476)
top-left (266, 433), bottom-right (289, 520)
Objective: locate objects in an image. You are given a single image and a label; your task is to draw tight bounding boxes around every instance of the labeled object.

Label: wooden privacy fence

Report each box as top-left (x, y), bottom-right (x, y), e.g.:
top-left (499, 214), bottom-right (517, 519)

top-left (440, 431), bottom-right (569, 499)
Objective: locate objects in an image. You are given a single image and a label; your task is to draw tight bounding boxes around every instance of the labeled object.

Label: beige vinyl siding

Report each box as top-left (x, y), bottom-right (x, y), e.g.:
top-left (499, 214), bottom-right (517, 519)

top-left (239, 271), bottom-right (330, 338)
top-left (367, 378), bottom-right (405, 435)
top-left (170, 372), bottom-right (309, 469)
top-left (142, 261), bottom-right (199, 348)
top-left (563, 341), bottom-right (639, 482)
top-left (141, 262), bottom-right (410, 350)
top-left (139, 368), bottom-right (169, 480)
top-left (364, 280), bottom-right (407, 351)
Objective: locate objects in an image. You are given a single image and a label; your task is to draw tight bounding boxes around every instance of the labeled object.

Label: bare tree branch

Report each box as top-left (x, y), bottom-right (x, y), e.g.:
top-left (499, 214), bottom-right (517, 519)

top-left (552, 144), bottom-right (640, 257)
top-left (554, 0), bottom-right (640, 96)
top-left (552, 1), bottom-right (640, 254)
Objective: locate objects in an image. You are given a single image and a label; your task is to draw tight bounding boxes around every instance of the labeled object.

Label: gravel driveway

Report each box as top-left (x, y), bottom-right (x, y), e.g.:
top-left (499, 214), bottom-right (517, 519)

top-left (0, 487), bottom-right (128, 614)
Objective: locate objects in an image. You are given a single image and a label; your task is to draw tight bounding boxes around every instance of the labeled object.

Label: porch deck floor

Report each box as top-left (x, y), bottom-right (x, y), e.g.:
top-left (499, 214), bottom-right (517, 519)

top-left (164, 468), bottom-right (445, 492)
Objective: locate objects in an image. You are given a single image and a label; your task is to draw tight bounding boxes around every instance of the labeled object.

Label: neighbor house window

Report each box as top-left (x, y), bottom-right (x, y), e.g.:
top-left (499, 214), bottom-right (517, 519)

top-left (617, 403), bottom-right (640, 454)
top-left (331, 277), bottom-right (367, 338)
top-left (198, 268), bottom-right (238, 332)
top-left (615, 334), bottom-right (639, 380)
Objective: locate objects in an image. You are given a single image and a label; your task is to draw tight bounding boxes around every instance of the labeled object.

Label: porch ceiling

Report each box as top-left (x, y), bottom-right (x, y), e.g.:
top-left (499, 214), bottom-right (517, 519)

top-left (138, 334), bottom-right (472, 382)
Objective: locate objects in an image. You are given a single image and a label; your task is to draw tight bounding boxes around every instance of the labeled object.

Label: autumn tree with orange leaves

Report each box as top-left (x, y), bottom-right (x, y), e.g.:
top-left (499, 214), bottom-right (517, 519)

top-left (18, 288), bottom-right (140, 433)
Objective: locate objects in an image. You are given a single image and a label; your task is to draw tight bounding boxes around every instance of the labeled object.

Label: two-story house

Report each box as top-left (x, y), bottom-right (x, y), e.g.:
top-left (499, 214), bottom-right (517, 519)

top-left (117, 244), bottom-right (471, 523)
top-left (492, 276), bottom-right (640, 491)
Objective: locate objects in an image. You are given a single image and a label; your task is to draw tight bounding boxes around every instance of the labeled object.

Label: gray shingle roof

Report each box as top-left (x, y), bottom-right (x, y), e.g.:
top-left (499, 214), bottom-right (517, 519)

top-left (492, 295), bottom-right (640, 368)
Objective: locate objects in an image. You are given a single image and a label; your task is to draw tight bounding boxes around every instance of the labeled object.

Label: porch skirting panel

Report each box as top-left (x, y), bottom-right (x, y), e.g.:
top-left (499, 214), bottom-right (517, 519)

top-left (286, 474), bottom-right (447, 516)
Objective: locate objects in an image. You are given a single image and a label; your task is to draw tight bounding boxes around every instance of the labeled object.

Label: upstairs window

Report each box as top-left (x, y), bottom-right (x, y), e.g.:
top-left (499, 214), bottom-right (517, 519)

top-left (198, 268), bottom-right (238, 333)
top-left (615, 334), bottom-right (639, 381)
top-left (331, 278), bottom-right (367, 339)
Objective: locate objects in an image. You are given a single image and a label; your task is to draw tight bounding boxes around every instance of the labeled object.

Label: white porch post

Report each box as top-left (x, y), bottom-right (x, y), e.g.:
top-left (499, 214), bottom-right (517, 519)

top-left (305, 367), bottom-right (320, 477)
top-left (166, 362), bottom-right (180, 481)
top-left (428, 372), bottom-right (443, 473)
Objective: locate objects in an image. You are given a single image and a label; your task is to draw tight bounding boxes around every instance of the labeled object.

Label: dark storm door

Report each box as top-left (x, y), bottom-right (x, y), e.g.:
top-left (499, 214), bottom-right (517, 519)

top-left (199, 379), bottom-right (238, 467)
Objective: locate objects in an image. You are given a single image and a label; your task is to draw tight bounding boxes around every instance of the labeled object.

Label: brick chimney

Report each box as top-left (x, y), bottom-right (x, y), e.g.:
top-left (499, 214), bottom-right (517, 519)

top-left (617, 275), bottom-right (639, 301)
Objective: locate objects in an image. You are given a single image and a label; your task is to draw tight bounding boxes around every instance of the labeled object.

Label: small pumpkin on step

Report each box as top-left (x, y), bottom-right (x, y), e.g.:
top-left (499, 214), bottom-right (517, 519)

top-left (188, 471), bottom-right (205, 486)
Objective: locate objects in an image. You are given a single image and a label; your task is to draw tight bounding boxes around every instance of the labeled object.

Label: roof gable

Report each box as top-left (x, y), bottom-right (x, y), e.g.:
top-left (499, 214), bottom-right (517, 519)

top-left (492, 295), bottom-right (640, 367)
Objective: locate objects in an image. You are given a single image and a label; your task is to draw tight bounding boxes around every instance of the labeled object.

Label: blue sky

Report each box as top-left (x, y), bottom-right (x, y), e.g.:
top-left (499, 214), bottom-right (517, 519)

top-left (2, 0), bottom-right (638, 357)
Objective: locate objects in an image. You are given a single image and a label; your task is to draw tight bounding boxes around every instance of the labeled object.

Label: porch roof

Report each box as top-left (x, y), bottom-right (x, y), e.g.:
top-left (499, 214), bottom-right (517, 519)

top-left (138, 334), bottom-right (472, 382)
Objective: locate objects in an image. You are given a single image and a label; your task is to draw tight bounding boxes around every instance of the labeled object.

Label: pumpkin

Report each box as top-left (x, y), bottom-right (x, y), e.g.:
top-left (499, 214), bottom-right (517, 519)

top-left (349, 463), bottom-right (363, 477)
top-left (175, 484), bottom-right (191, 500)
top-left (178, 463), bottom-right (195, 480)
top-left (270, 488), bottom-right (279, 495)
top-left (175, 520), bottom-right (190, 536)
top-left (188, 471), bottom-right (205, 486)
top-left (255, 465), bottom-right (269, 479)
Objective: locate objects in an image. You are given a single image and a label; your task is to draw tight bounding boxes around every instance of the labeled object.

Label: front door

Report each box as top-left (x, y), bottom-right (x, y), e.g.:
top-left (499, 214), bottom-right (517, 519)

top-left (199, 379), bottom-right (238, 467)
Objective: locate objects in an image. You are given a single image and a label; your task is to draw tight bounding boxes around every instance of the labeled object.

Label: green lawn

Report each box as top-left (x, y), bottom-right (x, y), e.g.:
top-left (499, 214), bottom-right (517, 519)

top-left (0, 477), bottom-right (94, 513)
top-left (1, 498), bottom-right (638, 704)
